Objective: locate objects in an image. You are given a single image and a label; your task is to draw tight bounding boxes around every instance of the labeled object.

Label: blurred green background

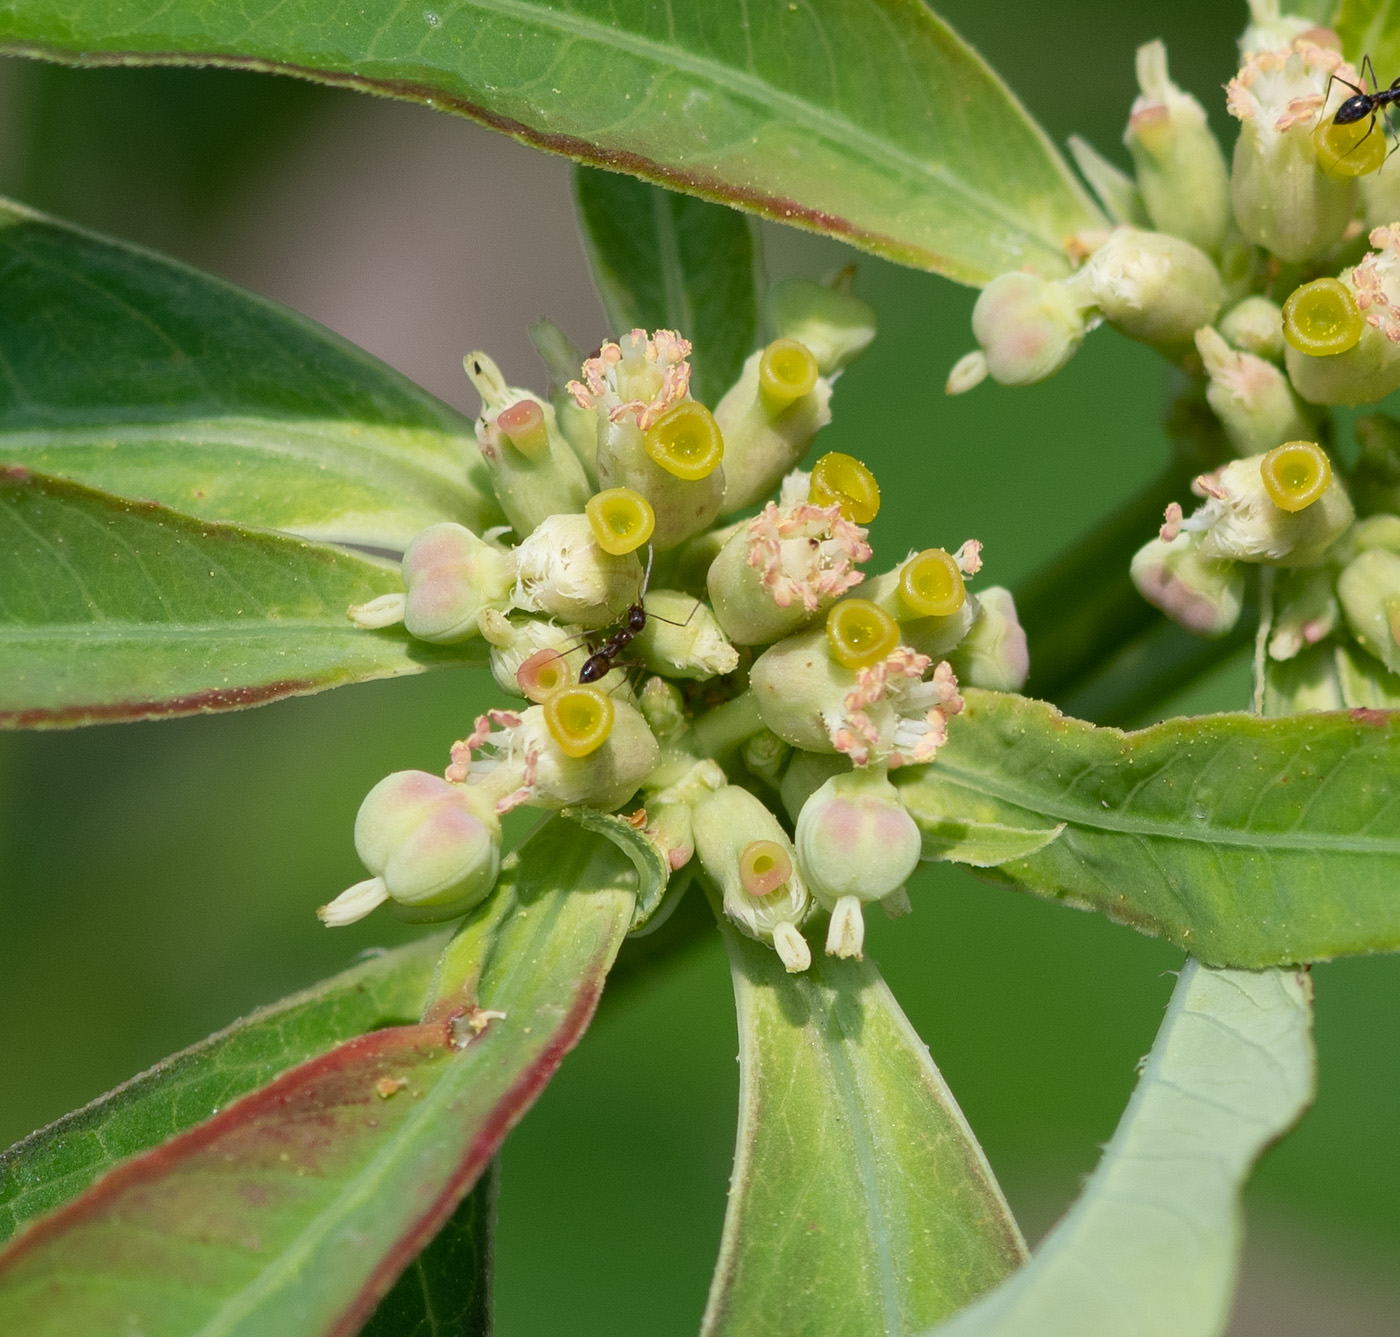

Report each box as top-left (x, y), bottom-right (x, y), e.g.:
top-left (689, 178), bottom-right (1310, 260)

top-left (0, 1), bottom-right (1396, 1332)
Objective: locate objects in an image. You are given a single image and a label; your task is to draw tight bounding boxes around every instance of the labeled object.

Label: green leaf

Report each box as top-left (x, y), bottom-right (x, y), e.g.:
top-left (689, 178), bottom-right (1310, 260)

top-left (918, 814), bottom-right (1064, 867)
top-left (1337, 0), bottom-right (1400, 82)
top-left (563, 805), bottom-right (672, 930)
top-left (0, 199), bottom-right (496, 549)
top-left (0, 819), bottom-right (636, 1337)
top-left (361, 1166), bottom-right (493, 1337)
top-left (0, 935), bottom-right (448, 1247)
top-left (896, 689), bottom-right (1400, 968)
top-left (0, 470), bottom-right (485, 728)
top-left (924, 960), bottom-right (1315, 1337)
top-left (0, 2), bottom-right (1104, 285)
top-left (702, 906), bottom-right (1027, 1337)
top-left (574, 167), bottom-right (760, 406)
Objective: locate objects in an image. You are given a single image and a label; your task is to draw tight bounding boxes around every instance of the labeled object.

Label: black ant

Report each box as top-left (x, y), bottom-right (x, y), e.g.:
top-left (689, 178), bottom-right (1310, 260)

top-left (568, 544), bottom-right (691, 684)
top-left (1328, 55), bottom-right (1400, 159)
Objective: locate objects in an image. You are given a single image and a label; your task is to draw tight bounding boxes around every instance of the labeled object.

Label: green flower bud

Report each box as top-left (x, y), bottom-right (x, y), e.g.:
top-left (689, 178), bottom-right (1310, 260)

top-left (637, 674), bottom-right (687, 739)
top-left (568, 329), bottom-right (725, 549)
top-left (464, 351), bottom-right (591, 538)
top-left (1226, 40), bottom-right (1359, 262)
top-left (1283, 230), bottom-right (1400, 406)
top-left (634, 588), bottom-right (739, 679)
top-left (1186, 449), bottom-right (1353, 566)
top-left (1353, 512), bottom-right (1400, 554)
top-left (1131, 531), bottom-right (1245, 636)
top-left (1219, 295), bottom-right (1286, 361)
top-left (707, 501), bottom-right (871, 645)
top-left (371, 522), bottom-right (514, 645)
top-left (741, 729), bottom-right (791, 788)
top-left (946, 586), bottom-right (1031, 690)
top-left (1352, 415), bottom-right (1400, 515)
top-left (1268, 565), bottom-right (1339, 660)
top-left (951, 271), bottom-right (1089, 393)
top-left (318, 770), bottom-right (502, 926)
top-left (1335, 638), bottom-right (1400, 707)
top-left (692, 784), bottom-right (812, 972)
top-left (1124, 41), bottom-right (1232, 255)
top-left (1075, 228), bottom-right (1224, 349)
top-left (1337, 546), bottom-right (1400, 672)
top-left (1195, 326), bottom-right (1315, 456)
top-left (795, 768), bottom-right (923, 959)
top-left (714, 341), bottom-right (833, 515)
top-left (764, 273), bottom-right (877, 376)
top-left (512, 513), bottom-right (643, 629)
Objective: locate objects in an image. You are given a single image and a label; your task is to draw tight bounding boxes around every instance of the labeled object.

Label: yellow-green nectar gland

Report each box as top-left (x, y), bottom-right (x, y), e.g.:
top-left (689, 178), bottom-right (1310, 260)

top-left (1313, 113), bottom-right (1386, 177)
top-left (899, 548), bottom-right (966, 618)
top-left (586, 486), bottom-right (656, 555)
top-left (516, 647), bottom-right (573, 703)
top-left (827, 598), bottom-right (901, 669)
top-left (739, 839), bottom-right (792, 896)
top-left (644, 401), bottom-right (725, 480)
top-left (1283, 278), bottom-right (1364, 356)
top-left (496, 398), bottom-right (550, 456)
top-left (758, 337), bottom-right (820, 410)
top-left (544, 685), bottom-right (615, 758)
top-left (1261, 440), bottom-right (1333, 512)
top-left (810, 451), bottom-right (881, 524)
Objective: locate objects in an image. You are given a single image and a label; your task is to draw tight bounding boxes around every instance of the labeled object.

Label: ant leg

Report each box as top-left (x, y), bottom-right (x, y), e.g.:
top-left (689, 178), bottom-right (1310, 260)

top-left (1337, 111), bottom-right (1380, 165)
top-left (643, 598), bottom-right (703, 630)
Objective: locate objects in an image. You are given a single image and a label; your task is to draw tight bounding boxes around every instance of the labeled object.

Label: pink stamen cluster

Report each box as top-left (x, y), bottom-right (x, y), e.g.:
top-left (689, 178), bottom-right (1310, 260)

top-left (1226, 39), bottom-right (1351, 131)
top-left (567, 328), bottom-right (693, 430)
top-left (827, 649), bottom-right (964, 768)
top-left (953, 539), bottom-right (983, 575)
top-left (1352, 226), bottom-right (1400, 343)
top-left (446, 709), bottom-right (538, 814)
top-left (745, 501), bottom-right (872, 611)
top-left (1160, 501), bottom-right (1184, 542)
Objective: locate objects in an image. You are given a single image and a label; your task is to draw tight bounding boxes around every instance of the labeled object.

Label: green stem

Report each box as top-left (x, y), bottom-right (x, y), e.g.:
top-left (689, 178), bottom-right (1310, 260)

top-left (689, 689), bottom-right (765, 760)
top-left (1253, 566), bottom-right (1275, 717)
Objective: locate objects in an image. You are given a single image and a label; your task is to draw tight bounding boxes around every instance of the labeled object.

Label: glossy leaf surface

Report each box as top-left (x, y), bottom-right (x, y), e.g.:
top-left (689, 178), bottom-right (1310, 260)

top-left (897, 689), bottom-right (1400, 967)
top-left (0, 1), bottom-right (1103, 284)
top-left (0, 470), bottom-right (484, 728)
top-left (574, 167), bottom-right (759, 407)
top-left (0, 935), bottom-right (447, 1246)
top-left (926, 961), bottom-right (1315, 1337)
top-left (0, 200), bottom-right (495, 549)
top-left (702, 909), bottom-right (1026, 1337)
top-left (0, 820), bottom-right (636, 1337)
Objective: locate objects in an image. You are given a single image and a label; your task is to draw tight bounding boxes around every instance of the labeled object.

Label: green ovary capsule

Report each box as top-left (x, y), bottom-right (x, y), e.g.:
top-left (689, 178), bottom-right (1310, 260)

top-left (1282, 278), bottom-right (1364, 356)
top-left (1261, 441), bottom-right (1332, 512)
top-left (899, 548), bottom-right (966, 618)
top-left (644, 401), bottom-right (725, 479)
top-left (826, 598), bottom-right (901, 669)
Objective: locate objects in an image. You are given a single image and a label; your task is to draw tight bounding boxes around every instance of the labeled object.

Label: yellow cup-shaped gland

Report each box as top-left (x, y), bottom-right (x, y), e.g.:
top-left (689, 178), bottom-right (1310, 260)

top-left (516, 647), bottom-right (572, 703)
top-left (644, 400), bottom-right (724, 480)
top-left (739, 839), bottom-right (793, 896)
top-left (586, 486), bottom-right (656, 555)
top-left (826, 598), bottom-right (900, 669)
top-left (758, 337), bottom-right (820, 410)
top-left (495, 398), bottom-right (550, 456)
top-left (1261, 441), bottom-right (1333, 512)
top-left (1313, 114), bottom-right (1386, 178)
top-left (1283, 278), bottom-right (1364, 356)
top-left (899, 548), bottom-right (967, 618)
top-left (809, 451), bottom-right (881, 524)
top-left (543, 684), bottom-right (615, 759)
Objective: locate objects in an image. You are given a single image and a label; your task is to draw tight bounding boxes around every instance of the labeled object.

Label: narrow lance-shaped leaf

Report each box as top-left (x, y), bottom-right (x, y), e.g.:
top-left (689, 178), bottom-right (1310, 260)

top-left (0, 199), bottom-right (497, 549)
top-left (0, 818), bottom-right (638, 1337)
top-left (702, 903), bottom-right (1027, 1337)
top-left (924, 960), bottom-right (1315, 1337)
top-left (574, 167), bottom-right (760, 407)
top-left (896, 689), bottom-right (1400, 968)
top-left (0, 1), bottom-right (1104, 284)
top-left (0, 934), bottom-right (448, 1245)
top-left (0, 469), bottom-right (484, 728)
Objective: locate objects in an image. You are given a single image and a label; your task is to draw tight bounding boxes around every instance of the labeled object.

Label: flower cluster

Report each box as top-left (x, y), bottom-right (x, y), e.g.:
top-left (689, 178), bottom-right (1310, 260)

top-left (323, 274), bottom-right (1030, 969)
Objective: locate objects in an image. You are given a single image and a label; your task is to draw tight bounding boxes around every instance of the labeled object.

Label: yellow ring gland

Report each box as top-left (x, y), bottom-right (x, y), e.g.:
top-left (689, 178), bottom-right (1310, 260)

top-left (826, 598), bottom-right (901, 669)
top-left (496, 399), bottom-right (550, 457)
top-left (586, 486), bottom-right (656, 555)
top-left (643, 400), bottom-right (725, 480)
top-left (516, 647), bottom-right (573, 703)
top-left (739, 839), bottom-right (793, 897)
top-left (1261, 441), bottom-right (1333, 513)
top-left (758, 337), bottom-right (820, 410)
top-left (1282, 278), bottom-right (1364, 357)
top-left (898, 548), bottom-right (967, 618)
top-left (809, 451), bottom-right (881, 524)
top-left (543, 685), bottom-right (615, 758)
top-left (1313, 113), bottom-right (1386, 178)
